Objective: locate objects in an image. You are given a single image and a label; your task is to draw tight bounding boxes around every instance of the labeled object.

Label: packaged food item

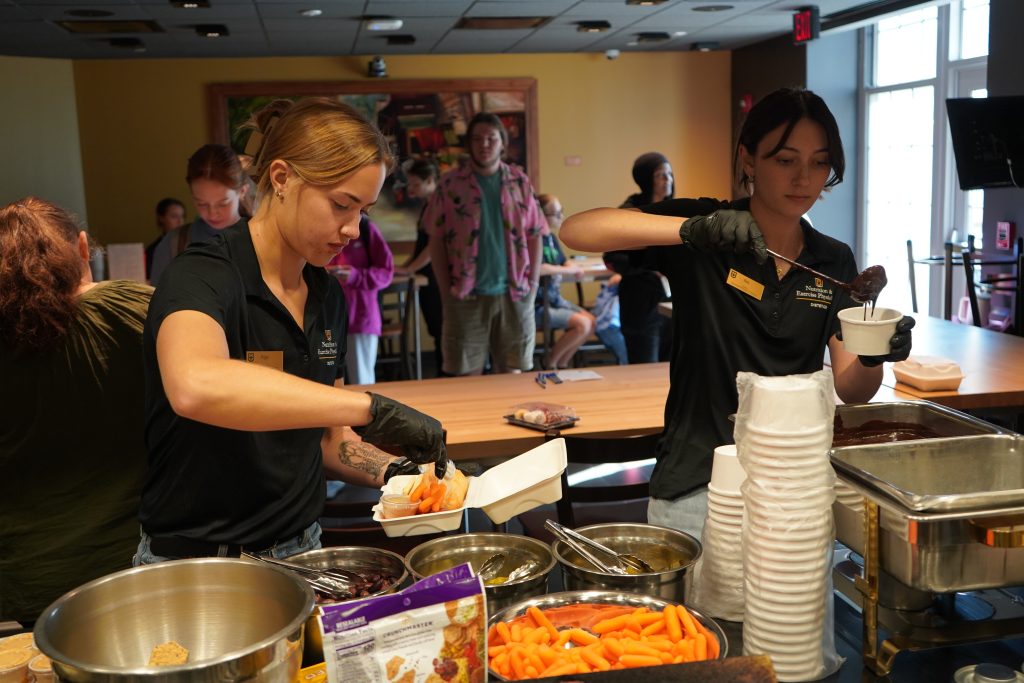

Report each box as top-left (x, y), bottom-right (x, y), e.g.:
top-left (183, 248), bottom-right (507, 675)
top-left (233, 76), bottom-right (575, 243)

top-left (506, 402), bottom-right (579, 430)
top-left (374, 439), bottom-right (567, 537)
top-left (319, 564), bottom-right (486, 683)
top-left (892, 355), bottom-right (964, 391)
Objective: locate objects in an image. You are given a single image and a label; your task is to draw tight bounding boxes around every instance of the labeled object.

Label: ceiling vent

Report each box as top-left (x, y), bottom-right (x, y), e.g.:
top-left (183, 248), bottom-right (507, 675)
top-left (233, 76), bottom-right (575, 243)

top-left (195, 24), bottom-right (229, 37)
top-left (383, 34), bottom-right (416, 45)
top-left (635, 31), bottom-right (672, 43)
top-left (107, 37), bottom-right (146, 51)
top-left (577, 21), bottom-right (612, 33)
top-left (454, 17), bottom-right (550, 30)
top-left (65, 9), bottom-right (114, 18)
top-left (57, 19), bottom-right (164, 34)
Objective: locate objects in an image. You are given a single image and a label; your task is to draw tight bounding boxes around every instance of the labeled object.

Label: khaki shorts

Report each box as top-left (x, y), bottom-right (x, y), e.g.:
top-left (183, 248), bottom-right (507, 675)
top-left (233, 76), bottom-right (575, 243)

top-left (442, 290), bottom-right (536, 375)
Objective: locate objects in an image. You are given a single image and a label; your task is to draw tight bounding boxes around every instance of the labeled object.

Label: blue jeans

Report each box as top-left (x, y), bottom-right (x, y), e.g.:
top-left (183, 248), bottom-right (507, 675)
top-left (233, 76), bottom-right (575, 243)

top-left (595, 326), bottom-right (628, 365)
top-left (133, 522), bottom-right (323, 566)
top-left (647, 487), bottom-right (709, 540)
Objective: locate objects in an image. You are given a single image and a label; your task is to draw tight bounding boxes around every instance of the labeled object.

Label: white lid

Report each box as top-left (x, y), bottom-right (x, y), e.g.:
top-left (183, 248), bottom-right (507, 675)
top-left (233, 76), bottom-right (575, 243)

top-left (372, 439), bottom-right (567, 535)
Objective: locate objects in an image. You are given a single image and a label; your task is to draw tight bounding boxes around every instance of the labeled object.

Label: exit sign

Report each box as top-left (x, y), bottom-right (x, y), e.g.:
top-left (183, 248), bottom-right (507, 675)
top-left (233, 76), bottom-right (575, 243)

top-left (793, 6), bottom-right (820, 44)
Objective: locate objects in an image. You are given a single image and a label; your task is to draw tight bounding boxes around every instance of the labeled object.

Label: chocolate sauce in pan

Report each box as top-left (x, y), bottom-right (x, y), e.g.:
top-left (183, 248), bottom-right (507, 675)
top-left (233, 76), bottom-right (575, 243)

top-left (832, 415), bottom-right (943, 447)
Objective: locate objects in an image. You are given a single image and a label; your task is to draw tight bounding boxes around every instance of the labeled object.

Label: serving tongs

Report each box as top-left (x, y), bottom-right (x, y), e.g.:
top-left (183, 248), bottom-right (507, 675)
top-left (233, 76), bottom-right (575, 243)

top-left (242, 552), bottom-right (359, 600)
top-left (545, 520), bottom-right (654, 575)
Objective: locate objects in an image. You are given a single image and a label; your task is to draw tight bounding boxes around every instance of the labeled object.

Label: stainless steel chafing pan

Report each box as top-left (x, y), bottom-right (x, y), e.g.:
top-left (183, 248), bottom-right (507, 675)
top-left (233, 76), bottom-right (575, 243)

top-left (832, 434), bottom-right (1024, 592)
top-left (833, 401), bottom-right (1007, 447)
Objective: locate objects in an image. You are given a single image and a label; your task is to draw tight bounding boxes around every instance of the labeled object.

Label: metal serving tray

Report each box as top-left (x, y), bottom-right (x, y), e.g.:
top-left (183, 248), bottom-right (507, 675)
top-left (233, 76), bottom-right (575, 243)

top-left (831, 434), bottom-right (1024, 512)
top-left (832, 401), bottom-right (1006, 447)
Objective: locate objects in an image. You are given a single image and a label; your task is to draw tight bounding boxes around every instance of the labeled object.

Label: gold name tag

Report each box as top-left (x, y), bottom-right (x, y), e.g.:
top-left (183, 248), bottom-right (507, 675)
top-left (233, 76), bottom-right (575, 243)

top-left (245, 350), bottom-right (284, 372)
top-left (726, 268), bottom-right (764, 301)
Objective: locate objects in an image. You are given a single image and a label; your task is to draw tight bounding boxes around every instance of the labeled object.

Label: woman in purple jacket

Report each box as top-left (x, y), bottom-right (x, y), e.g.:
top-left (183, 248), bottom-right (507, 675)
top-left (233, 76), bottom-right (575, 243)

top-left (327, 214), bottom-right (394, 385)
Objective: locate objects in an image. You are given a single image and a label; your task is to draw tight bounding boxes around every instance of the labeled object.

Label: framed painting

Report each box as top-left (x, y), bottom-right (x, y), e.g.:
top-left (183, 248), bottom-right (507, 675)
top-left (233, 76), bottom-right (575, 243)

top-left (207, 78), bottom-right (538, 244)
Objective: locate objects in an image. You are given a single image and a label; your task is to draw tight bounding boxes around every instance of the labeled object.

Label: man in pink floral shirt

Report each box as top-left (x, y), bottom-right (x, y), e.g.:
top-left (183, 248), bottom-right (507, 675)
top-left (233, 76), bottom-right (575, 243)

top-left (425, 113), bottom-right (547, 376)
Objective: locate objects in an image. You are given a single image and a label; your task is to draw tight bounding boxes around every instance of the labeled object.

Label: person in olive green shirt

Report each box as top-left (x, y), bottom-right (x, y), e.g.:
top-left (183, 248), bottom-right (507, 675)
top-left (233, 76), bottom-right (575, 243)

top-left (0, 197), bottom-right (152, 626)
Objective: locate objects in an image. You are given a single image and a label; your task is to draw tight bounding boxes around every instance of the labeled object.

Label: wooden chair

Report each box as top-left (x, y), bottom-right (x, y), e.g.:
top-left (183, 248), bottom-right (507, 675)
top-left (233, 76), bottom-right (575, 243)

top-left (517, 430), bottom-right (659, 543)
top-left (376, 274), bottom-right (423, 381)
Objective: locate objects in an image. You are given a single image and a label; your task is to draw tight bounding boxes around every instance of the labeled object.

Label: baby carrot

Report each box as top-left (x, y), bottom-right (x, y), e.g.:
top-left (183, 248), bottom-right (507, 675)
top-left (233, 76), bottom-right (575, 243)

top-left (580, 646), bottom-right (611, 671)
top-left (677, 605), bottom-right (699, 638)
top-left (602, 637), bottom-right (624, 660)
top-left (408, 480), bottom-right (427, 502)
top-left (510, 649), bottom-right (526, 679)
top-left (510, 623), bottom-right (523, 643)
top-left (635, 612), bottom-right (664, 627)
top-left (695, 632), bottom-right (708, 661)
top-left (495, 621), bottom-right (512, 646)
top-left (592, 614), bottom-right (631, 634)
top-left (619, 654), bottom-right (663, 668)
top-left (640, 619), bottom-right (665, 637)
top-left (488, 644), bottom-right (508, 657)
top-left (622, 641), bottom-right (664, 659)
top-left (568, 628), bottom-right (598, 646)
top-left (663, 604), bottom-right (683, 643)
top-left (694, 619), bottom-right (720, 659)
top-left (417, 496), bottom-right (436, 514)
top-left (527, 606), bottom-right (560, 642)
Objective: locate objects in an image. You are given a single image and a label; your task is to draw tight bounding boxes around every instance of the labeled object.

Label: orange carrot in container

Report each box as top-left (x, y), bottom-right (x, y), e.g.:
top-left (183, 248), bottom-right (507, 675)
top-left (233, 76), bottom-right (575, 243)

top-left (619, 654), bottom-right (663, 668)
top-left (580, 646), bottom-right (611, 671)
top-left (695, 633), bottom-right (708, 661)
top-left (495, 621), bottom-right (512, 646)
top-left (677, 605), bottom-right (699, 638)
top-left (640, 619), bottom-right (665, 637)
top-left (568, 629), bottom-right (598, 646)
top-left (527, 606), bottom-right (560, 642)
top-left (592, 614), bottom-right (631, 634)
top-left (663, 604), bottom-right (683, 643)
top-left (417, 496), bottom-right (436, 514)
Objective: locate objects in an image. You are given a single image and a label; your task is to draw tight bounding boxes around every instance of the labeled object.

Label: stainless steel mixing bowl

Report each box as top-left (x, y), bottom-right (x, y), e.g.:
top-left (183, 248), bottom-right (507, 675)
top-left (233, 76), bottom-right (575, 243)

top-left (551, 523), bottom-right (701, 603)
top-left (285, 546), bottom-right (408, 665)
top-left (405, 533), bottom-right (555, 615)
top-left (488, 590), bottom-right (728, 681)
top-left (33, 558), bottom-right (314, 683)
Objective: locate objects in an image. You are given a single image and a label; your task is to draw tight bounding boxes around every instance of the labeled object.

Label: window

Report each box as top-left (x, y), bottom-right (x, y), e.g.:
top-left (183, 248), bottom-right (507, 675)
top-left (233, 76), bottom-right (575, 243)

top-left (860, 0), bottom-right (988, 317)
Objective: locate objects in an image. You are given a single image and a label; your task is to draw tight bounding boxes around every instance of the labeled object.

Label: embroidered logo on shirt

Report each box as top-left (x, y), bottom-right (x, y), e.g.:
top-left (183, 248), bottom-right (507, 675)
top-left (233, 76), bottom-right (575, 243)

top-left (795, 280), bottom-right (835, 310)
top-left (317, 331), bottom-right (338, 366)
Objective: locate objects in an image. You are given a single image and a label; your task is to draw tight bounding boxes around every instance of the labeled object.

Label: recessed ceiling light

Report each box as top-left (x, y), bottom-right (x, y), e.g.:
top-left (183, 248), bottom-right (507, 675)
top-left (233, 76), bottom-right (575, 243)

top-left (625, 0), bottom-right (667, 6)
top-left (195, 23), bottom-right (228, 37)
top-left (298, 9), bottom-right (323, 18)
top-left (674, 31), bottom-right (688, 36)
top-left (170, 1), bottom-right (210, 8)
top-left (577, 21), bottom-right (611, 33)
top-left (363, 17), bottom-right (403, 31)
top-left (66, 9), bottom-right (114, 18)
top-left (690, 41), bottom-right (720, 51)
top-left (692, 5), bottom-right (734, 11)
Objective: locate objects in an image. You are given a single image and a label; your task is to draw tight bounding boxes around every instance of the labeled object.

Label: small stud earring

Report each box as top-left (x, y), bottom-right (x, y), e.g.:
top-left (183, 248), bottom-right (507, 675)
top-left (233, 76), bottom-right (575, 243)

top-left (275, 189), bottom-right (284, 201)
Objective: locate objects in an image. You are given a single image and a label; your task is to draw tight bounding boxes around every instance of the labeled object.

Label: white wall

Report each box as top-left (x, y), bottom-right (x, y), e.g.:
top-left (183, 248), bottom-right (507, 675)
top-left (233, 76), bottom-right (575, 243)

top-left (0, 56), bottom-right (87, 220)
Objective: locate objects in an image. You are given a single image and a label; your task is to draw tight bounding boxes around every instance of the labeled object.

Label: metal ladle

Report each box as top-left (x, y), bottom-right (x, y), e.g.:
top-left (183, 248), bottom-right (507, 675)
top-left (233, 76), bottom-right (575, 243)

top-left (768, 249), bottom-right (887, 305)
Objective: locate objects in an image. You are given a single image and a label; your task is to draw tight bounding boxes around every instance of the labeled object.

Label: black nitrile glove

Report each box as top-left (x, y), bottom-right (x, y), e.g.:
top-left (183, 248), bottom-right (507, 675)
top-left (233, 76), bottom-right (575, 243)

top-left (679, 210), bottom-right (769, 264)
top-left (355, 393), bottom-right (448, 478)
top-left (383, 457), bottom-right (420, 483)
top-left (837, 315), bottom-right (916, 367)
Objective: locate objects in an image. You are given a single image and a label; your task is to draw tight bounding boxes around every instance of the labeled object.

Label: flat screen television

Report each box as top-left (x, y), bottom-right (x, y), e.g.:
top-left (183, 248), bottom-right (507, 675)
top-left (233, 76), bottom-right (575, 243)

top-left (946, 96), bottom-right (1024, 190)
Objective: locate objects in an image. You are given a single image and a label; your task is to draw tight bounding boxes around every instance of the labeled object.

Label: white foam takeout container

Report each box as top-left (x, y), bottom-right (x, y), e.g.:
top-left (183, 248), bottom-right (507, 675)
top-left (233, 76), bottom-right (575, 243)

top-left (892, 355), bottom-right (965, 391)
top-left (372, 438), bottom-right (568, 536)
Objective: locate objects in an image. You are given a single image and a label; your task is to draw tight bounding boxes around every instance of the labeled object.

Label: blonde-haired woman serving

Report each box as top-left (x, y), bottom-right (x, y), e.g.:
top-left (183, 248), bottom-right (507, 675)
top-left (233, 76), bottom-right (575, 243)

top-left (137, 98), bottom-right (446, 563)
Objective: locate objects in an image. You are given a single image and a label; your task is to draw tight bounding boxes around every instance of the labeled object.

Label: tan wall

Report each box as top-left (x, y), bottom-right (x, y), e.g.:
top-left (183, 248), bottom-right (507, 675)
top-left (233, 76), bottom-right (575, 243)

top-left (72, 52), bottom-right (732, 245)
top-left (0, 56), bottom-right (87, 219)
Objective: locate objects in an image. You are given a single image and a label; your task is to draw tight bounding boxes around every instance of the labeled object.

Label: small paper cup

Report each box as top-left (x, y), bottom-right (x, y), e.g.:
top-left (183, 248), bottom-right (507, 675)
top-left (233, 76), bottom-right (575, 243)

top-left (0, 648), bottom-right (32, 683)
top-left (837, 307), bottom-right (902, 356)
top-left (28, 655), bottom-right (53, 683)
top-left (708, 444), bottom-right (747, 493)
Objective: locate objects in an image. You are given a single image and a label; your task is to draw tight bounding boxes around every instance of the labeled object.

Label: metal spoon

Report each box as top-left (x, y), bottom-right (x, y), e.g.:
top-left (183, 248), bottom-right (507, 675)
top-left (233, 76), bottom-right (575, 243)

top-left (768, 249), bottom-right (887, 304)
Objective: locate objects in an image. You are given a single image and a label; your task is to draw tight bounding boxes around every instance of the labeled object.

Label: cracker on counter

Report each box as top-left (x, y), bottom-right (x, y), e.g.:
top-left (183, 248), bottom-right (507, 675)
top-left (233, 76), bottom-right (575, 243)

top-left (148, 641), bottom-right (189, 666)
top-left (395, 670), bottom-right (415, 683)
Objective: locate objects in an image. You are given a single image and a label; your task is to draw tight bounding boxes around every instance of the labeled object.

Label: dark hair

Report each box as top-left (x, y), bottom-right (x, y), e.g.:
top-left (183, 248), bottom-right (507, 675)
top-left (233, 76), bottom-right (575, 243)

top-left (0, 197), bottom-right (87, 352)
top-left (466, 112), bottom-right (509, 149)
top-left (185, 144), bottom-right (254, 217)
top-left (155, 197), bottom-right (185, 216)
top-left (735, 87), bottom-right (845, 191)
top-left (406, 158), bottom-right (440, 182)
top-left (629, 152), bottom-right (673, 205)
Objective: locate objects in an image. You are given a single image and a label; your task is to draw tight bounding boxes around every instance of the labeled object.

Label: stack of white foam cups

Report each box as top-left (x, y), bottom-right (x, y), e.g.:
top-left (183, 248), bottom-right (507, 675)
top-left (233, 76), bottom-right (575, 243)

top-left (735, 371), bottom-right (838, 682)
top-left (691, 444), bottom-right (747, 621)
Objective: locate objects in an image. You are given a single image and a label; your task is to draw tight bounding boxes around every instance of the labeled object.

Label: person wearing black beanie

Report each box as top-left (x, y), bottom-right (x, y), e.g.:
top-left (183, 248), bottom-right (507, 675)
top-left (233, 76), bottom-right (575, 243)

top-left (606, 152), bottom-right (676, 363)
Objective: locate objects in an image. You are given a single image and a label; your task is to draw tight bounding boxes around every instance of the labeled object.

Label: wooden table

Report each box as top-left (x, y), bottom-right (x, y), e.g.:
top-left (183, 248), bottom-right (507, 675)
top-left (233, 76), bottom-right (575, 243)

top-left (879, 314), bottom-right (1024, 410)
top-left (359, 363), bottom-right (669, 461)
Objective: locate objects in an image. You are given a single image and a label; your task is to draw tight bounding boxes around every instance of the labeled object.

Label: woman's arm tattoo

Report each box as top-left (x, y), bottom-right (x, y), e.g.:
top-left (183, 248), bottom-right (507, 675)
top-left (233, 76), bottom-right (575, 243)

top-left (337, 440), bottom-right (391, 479)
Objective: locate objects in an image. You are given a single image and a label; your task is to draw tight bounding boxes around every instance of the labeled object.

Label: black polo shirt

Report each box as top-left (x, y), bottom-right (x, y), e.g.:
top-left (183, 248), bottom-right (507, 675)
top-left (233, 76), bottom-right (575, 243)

top-left (640, 197), bottom-right (858, 500)
top-left (139, 223), bottom-right (347, 546)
